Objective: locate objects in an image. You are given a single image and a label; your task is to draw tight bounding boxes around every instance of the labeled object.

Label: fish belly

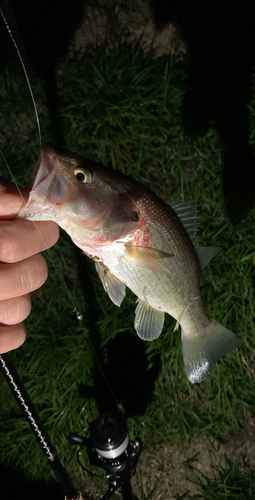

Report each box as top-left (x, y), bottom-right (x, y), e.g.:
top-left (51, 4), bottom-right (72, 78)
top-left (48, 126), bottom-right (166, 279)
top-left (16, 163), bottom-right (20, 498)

top-left (100, 241), bottom-right (208, 335)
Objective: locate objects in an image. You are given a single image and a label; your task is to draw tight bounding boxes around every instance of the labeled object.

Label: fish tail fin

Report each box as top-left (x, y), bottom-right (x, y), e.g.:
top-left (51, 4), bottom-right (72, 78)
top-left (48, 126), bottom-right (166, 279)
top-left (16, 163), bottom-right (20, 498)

top-left (181, 319), bottom-right (242, 383)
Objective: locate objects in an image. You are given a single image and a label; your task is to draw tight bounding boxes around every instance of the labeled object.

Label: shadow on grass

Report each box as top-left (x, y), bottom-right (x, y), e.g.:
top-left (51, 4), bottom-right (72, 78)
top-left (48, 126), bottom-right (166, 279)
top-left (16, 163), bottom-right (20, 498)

top-left (79, 331), bottom-right (161, 417)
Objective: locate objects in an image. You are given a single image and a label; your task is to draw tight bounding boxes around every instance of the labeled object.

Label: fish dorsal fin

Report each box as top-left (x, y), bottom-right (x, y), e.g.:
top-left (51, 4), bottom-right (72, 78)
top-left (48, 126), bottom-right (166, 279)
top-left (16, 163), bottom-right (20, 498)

top-left (95, 262), bottom-right (126, 307)
top-left (170, 200), bottom-right (221, 271)
top-left (195, 246), bottom-right (221, 271)
top-left (134, 298), bottom-right (165, 341)
top-left (170, 200), bottom-right (199, 245)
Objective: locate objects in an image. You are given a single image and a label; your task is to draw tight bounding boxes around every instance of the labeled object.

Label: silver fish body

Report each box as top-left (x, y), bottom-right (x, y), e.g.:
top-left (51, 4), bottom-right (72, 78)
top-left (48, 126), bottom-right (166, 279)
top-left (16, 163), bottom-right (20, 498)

top-left (18, 146), bottom-right (241, 383)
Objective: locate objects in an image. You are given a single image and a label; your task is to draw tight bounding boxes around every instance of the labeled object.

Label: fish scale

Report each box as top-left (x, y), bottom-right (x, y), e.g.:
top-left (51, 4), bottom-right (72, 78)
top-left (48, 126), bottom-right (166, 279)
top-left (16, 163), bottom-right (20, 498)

top-left (101, 193), bottom-right (203, 330)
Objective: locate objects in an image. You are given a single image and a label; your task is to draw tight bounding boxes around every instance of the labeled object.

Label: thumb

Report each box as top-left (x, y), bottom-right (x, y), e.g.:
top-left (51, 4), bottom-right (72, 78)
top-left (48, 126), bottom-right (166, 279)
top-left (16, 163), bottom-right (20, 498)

top-left (0, 177), bottom-right (29, 219)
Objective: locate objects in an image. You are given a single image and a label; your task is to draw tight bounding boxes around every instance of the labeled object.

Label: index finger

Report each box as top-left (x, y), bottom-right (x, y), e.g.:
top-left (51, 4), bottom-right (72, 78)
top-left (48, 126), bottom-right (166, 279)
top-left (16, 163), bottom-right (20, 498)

top-left (0, 177), bottom-right (59, 262)
top-left (0, 219), bottom-right (59, 263)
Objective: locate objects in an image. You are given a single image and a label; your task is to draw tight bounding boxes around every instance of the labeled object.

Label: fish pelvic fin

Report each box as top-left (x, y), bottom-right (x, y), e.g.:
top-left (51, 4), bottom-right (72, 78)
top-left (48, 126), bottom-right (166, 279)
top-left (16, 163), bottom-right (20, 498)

top-left (135, 299), bottom-right (165, 341)
top-left (181, 319), bottom-right (242, 383)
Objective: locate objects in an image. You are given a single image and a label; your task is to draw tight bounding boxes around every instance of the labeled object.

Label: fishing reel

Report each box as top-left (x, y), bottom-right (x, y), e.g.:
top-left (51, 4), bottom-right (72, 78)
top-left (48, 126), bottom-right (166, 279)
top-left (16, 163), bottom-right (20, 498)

top-left (68, 413), bottom-right (142, 500)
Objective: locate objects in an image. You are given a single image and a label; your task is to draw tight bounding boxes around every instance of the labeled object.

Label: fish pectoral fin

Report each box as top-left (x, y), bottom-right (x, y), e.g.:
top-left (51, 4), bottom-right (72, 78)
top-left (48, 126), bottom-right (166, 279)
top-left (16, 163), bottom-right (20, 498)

top-left (95, 262), bottom-right (126, 307)
top-left (134, 299), bottom-right (165, 341)
top-left (181, 319), bottom-right (242, 383)
top-left (123, 245), bottom-right (174, 273)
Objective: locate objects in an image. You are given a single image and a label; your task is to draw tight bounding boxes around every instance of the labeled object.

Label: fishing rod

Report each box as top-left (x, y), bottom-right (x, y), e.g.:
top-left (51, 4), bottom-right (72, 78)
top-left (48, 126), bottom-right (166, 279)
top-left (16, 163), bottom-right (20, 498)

top-left (0, 352), bottom-right (81, 500)
top-left (0, 352), bottom-right (142, 500)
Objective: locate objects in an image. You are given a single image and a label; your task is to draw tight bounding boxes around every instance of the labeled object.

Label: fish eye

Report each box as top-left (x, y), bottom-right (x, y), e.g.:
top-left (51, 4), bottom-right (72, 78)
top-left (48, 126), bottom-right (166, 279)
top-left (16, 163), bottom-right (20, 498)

top-left (74, 167), bottom-right (92, 183)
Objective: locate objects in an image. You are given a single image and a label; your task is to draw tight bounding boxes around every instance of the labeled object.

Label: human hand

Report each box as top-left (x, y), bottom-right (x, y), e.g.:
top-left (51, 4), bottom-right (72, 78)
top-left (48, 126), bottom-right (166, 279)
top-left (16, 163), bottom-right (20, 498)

top-left (0, 177), bottom-right (59, 353)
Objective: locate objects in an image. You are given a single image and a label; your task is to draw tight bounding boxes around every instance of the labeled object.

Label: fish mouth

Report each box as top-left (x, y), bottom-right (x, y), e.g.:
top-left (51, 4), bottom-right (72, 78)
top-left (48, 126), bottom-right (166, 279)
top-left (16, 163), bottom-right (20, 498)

top-left (18, 146), bottom-right (69, 220)
top-left (32, 146), bottom-right (67, 203)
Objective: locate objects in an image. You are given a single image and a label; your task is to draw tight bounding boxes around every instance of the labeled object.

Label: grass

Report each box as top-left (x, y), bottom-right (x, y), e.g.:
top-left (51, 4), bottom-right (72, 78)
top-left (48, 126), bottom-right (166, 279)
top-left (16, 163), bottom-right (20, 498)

top-left (182, 457), bottom-right (255, 499)
top-left (1, 42), bottom-right (255, 497)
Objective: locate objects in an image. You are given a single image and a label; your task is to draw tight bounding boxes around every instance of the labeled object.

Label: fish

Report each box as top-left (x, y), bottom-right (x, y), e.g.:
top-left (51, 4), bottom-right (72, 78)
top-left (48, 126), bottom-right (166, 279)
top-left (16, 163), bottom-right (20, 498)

top-left (17, 145), bottom-right (242, 383)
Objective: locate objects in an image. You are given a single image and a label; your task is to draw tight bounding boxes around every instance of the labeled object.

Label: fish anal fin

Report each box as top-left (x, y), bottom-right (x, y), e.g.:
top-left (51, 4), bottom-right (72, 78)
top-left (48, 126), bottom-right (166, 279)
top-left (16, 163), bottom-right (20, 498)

top-left (95, 262), bottom-right (126, 307)
top-left (181, 319), bottom-right (242, 383)
top-left (135, 298), bottom-right (165, 341)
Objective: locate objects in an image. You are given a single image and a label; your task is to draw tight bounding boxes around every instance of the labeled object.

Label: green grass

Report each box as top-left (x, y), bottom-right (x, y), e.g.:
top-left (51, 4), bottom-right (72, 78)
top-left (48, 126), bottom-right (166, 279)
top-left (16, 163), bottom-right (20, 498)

top-left (182, 457), bottom-right (255, 499)
top-left (1, 44), bottom-right (255, 497)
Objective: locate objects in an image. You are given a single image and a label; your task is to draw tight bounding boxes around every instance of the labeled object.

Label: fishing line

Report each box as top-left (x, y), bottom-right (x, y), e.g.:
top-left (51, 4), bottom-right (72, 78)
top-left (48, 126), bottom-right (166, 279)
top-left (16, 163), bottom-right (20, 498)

top-left (82, 333), bottom-right (121, 411)
top-left (0, 6), bottom-right (81, 318)
top-left (0, 6), bottom-right (42, 147)
top-left (0, 6), bottom-right (121, 412)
